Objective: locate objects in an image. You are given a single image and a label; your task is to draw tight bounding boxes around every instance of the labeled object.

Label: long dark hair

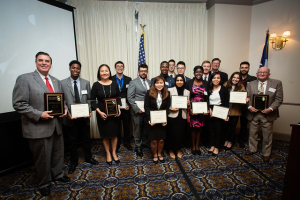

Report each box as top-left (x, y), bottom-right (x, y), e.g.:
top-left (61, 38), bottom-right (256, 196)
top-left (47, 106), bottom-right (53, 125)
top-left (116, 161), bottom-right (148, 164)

top-left (97, 64), bottom-right (112, 80)
top-left (149, 76), bottom-right (169, 100)
top-left (208, 72), bottom-right (221, 95)
top-left (225, 72), bottom-right (243, 91)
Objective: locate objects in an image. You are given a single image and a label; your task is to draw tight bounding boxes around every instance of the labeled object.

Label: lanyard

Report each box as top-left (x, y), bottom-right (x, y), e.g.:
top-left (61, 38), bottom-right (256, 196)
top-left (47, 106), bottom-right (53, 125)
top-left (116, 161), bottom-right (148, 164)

top-left (116, 76), bottom-right (124, 91)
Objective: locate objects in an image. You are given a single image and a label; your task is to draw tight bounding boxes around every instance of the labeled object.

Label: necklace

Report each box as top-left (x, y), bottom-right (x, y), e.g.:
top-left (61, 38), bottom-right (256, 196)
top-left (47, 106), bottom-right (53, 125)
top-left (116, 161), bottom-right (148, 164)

top-left (101, 83), bottom-right (111, 98)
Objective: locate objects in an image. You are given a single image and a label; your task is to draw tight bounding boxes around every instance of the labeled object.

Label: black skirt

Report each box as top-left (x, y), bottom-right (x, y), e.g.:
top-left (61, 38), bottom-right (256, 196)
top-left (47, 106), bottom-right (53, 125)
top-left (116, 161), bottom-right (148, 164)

top-left (167, 117), bottom-right (186, 152)
top-left (147, 123), bottom-right (167, 140)
top-left (96, 113), bottom-right (119, 138)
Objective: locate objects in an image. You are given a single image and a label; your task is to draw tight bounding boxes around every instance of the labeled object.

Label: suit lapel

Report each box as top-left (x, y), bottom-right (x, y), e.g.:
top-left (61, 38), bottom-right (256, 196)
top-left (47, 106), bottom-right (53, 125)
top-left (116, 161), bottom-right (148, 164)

top-left (265, 79), bottom-right (272, 94)
top-left (138, 77), bottom-right (147, 91)
top-left (50, 75), bottom-right (59, 92)
top-left (253, 80), bottom-right (259, 94)
top-left (33, 71), bottom-right (49, 92)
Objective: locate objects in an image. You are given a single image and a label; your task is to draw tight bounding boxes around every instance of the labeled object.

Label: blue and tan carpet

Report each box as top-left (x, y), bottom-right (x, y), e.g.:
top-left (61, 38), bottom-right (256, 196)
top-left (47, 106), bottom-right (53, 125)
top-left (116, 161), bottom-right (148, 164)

top-left (0, 139), bottom-right (289, 199)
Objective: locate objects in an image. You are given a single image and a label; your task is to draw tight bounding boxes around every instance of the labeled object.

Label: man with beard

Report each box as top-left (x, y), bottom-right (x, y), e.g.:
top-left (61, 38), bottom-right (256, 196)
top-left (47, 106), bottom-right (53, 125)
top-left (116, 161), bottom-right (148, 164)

top-left (151, 61), bottom-right (175, 89)
top-left (238, 61), bottom-right (257, 148)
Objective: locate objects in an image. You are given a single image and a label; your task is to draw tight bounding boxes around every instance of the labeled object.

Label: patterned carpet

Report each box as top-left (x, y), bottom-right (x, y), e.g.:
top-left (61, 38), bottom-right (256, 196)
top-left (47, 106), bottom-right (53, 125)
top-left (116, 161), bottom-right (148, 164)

top-left (0, 139), bottom-right (289, 199)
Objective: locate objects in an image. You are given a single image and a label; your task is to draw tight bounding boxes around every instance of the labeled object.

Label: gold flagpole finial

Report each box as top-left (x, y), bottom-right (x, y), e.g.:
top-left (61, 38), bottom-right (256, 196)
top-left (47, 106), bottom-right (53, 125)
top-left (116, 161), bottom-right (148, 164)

top-left (140, 24), bottom-right (146, 32)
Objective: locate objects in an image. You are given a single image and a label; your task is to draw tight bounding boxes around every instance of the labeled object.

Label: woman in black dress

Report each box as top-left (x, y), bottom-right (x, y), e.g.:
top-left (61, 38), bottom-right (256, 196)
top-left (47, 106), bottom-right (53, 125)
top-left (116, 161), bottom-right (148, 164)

top-left (144, 76), bottom-right (170, 164)
top-left (91, 64), bottom-right (121, 165)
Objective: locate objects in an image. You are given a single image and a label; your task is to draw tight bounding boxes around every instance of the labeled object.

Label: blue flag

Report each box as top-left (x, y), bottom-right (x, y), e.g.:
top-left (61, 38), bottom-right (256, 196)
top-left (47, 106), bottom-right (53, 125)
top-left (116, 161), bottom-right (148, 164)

top-left (259, 29), bottom-right (270, 68)
top-left (138, 31), bottom-right (146, 65)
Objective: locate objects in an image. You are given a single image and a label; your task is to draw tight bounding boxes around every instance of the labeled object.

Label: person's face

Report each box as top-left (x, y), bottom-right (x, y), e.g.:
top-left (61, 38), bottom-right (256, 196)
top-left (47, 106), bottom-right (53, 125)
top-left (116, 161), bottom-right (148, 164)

top-left (256, 67), bottom-right (270, 82)
top-left (212, 74), bottom-right (221, 86)
top-left (36, 55), bottom-right (52, 76)
top-left (176, 77), bottom-right (184, 88)
top-left (232, 74), bottom-right (240, 85)
top-left (160, 63), bottom-right (169, 75)
top-left (115, 63), bottom-right (124, 74)
top-left (139, 67), bottom-right (148, 79)
top-left (100, 66), bottom-right (110, 80)
top-left (70, 63), bottom-right (81, 79)
top-left (194, 68), bottom-right (203, 80)
top-left (212, 60), bottom-right (220, 71)
top-left (202, 63), bottom-right (211, 74)
top-left (155, 79), bottom-right (164, 91)
top-left (169, 62), bottom-right (175, 72)
top-left (177, 64), bottom-right (186, 75)
top-left (240, 64), bottom-right (250, 75)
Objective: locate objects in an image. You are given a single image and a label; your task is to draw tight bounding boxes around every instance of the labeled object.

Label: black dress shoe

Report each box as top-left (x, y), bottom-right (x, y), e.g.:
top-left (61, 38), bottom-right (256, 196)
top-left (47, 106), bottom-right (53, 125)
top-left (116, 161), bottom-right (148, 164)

top-left (196, 150), bottom-right (201, 155)
top-left (39, 186), bottom-right (50, 196)
top-left (239, 142), bottom-right (245, 148)
top-left (85, 158), bottom-right (99, 165)
top-left (68, 164), bottom-right (77, 174)
top-left (124, 144), bottom-right (133, 151)
top-left (55, 176), bottom-right (70, 183)
top-left (136, 149), bottom-right (143, 157)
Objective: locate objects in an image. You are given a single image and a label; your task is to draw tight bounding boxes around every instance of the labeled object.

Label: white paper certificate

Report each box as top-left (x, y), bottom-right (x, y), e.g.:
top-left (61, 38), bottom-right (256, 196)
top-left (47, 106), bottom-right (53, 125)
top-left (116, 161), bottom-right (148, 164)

top-left (171, 96), bottom-right (188, 109)
top-left (230, 91), bottom-right (247, 104)
top-left (120, 98), bottom-right (127, 109)
top-left (192, 102), bottom-right (208, 114)
top-left (71, 104), bottom-right (89, 118)
top-left (212, 105), bottom-right (229, 120)
top-left (150, 110), bottom-right (167, 123)
top-left (135, 101), bottom-right (145, 112)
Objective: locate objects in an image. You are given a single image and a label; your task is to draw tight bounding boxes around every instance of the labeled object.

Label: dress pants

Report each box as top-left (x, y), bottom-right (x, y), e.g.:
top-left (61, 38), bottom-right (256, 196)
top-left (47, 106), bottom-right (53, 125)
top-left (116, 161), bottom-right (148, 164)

top-left (27, 129), bottom-right (64, 189)
top-left (249, 112), bottom-right (273, 156)
top-left (68, 118), bottom-right (92, 165)
top-left (132, 113), bottom-right (147, 150)
top-left (224, 116), bottom-right (239, 143)
top-left (209, 117), bottom-right (223, 148)
top-left (201, 115), bottom-right (210, 145)
top-left (117, 109), bottom-right (131, 146)
top-left (239, 106), bottom-right (248, 143)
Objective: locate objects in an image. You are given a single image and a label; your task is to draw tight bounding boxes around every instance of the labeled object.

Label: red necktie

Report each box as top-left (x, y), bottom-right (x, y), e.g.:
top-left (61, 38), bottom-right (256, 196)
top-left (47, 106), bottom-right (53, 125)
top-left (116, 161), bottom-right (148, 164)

top-left (204, 75), bottom-right (207, 81)
top-left (45, 77), bottom-right (54, 93)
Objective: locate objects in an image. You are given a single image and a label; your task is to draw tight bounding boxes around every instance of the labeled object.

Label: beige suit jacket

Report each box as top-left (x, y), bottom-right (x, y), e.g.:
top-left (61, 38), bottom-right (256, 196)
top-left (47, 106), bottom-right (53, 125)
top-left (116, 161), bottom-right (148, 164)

top-left (168, 87), bottom-right (190, 119)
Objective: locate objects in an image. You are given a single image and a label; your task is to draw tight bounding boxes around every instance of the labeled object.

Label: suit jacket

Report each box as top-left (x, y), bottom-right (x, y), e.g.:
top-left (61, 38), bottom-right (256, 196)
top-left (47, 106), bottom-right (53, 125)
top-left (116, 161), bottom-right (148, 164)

top-left (61, 77), bottom-right (91, 127)
top-left (247, 78), bottom-right (283, 122)
top-left (127, 77), bottom-right (151, 114)
top-left (185, 76), bottom-right (191, 82)
top-left (144, 90), bottom-right (170, 122)
top-left (151, 75), bottom-right (175, 89)
top-left (168, 87), bottom-right (190, 119)
top-left (112, 74), bottom-right (132, 105)
top-left (13, 70), bottom-right (64, 139)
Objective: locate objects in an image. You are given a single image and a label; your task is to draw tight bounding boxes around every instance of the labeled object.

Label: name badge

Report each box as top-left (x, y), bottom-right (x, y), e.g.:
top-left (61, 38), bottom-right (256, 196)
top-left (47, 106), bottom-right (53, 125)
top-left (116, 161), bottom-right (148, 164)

top-left (268, 88), bottom-right (276, 93)
top-left (165, 82), bottom-right (169, 86)
top-left (204, 91), bottom-right (208, 95)
top-left (81, 90), bottom-right (87, 94)
top-left (126, 84), bottom-right (129, 88)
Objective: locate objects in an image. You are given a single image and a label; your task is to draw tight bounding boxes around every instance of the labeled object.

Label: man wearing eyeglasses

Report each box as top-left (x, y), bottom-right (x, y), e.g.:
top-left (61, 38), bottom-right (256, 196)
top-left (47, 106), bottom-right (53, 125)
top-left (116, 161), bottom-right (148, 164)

top-left (211, 58), bottom-right (228, 84)
top-left (168, 59), bottom-right (176, 78)
top-left (176, 61), bottom-right (191, 82)
top-left (245, 66), bottom-right (283, 162)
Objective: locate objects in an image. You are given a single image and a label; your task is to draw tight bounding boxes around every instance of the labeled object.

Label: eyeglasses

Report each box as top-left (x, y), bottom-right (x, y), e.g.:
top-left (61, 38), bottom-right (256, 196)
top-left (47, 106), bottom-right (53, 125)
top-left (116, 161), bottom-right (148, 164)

top-left (177, 68), bottom-right (185, 70)
top-left (257, 72), bottom-right (268, 74)
top-left (116, 65), bottom-right (124, 68)
top-left (169, 64), bottom-right (175, 66)
top-left (139, 70), bottom-right (148, 73)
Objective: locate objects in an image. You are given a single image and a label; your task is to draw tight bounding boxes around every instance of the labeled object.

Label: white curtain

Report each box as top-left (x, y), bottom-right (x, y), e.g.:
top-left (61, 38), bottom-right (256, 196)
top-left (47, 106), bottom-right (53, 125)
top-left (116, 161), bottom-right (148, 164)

top-left (136, 3), bottom-right (207, 79)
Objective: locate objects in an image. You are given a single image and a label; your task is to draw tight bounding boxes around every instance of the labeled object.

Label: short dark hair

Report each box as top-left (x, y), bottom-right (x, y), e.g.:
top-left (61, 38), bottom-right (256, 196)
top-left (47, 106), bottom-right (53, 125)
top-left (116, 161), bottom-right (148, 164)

top-left (97, 64), bottom-right (112, 80)
top-left (177, 61), bottom-right (186, 68)
top-left (160, 61), bottom-right (169, 67)
top-left (69, 60), bottom-right (81, 68)
top-left (115, 61), bottom-right (124, 68)
top-left (240, 61), bottom-right (250, 68)
top-left (212, 58), bottom-right (221, 63)
top-left (35, 51), bottom-right (52, 63)
top-left (138, 63), bottom-right (148, 71)
top-left (193, 65), bottom-right (203, 74)
top-left (168, 59), bottom-right (175, 64)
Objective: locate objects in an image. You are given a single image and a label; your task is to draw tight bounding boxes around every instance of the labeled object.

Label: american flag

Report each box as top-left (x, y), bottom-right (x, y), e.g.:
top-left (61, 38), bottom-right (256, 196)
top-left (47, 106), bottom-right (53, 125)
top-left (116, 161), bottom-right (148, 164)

top-left (138, 31), bottom-right (146, 65)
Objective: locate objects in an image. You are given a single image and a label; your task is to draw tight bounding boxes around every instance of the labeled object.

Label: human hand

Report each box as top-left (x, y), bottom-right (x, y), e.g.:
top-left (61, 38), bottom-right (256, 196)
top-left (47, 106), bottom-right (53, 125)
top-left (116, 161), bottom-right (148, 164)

top-left (149, 121), bottom-right (155, 126)
top-left (41, 111), bottom-right (54, 120)
top-left (249, 107), bottom-right (258, 113)
top-left (170, 108), bottom-right (179, 112)
top-left (138, 109), bottom-right (144, 114)
top-left (84, 113), bottom-right (92, 118)
top-left (262, 108), bottom-right (271, 114)
top-left (59, 108), bottom-right (67, 118)
top-left (162, 123), bottom-right (167, 126)
top-left (125, 105), bottom-right (130, 110)
top-left (68, 113), bottom-right (76, 120)
top-left (99, 111), bottom-right (107, 120)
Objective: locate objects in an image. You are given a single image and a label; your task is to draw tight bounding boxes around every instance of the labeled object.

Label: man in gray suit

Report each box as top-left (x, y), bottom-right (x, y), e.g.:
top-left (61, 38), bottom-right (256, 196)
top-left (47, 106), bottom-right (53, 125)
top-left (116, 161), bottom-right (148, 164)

top-left (127, 64), bottom-right (150, 157)
top-left (13, 52), bottom-right (70, 196)
top-left (246, 66), bottom-right (283, 162)
top-left (61, 60), bottom-right (98, 174)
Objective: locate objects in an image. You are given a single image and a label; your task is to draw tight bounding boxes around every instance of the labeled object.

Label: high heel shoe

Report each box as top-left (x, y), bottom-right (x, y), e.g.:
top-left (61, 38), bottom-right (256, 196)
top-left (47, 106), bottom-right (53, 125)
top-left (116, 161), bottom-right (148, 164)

top-left (158, 156), bottom-right (165, 163)
top-left (106, 160), bottom-right (112, 165)
top-left (153, 156), bottom-right (158, 164)
top-left (114, 159), bottom-right (120, 164)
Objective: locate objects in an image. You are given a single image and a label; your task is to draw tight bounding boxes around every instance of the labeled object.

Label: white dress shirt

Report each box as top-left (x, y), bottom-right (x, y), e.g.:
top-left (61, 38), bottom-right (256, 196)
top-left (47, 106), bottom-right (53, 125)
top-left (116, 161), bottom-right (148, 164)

top-left (36, 70), bottom-right (55, 92)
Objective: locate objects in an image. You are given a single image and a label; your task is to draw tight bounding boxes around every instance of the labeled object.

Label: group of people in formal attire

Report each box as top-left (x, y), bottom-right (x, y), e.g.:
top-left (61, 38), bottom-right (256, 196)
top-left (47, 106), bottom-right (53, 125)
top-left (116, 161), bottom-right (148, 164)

top-left (12, 52), bottom-right (283, 196)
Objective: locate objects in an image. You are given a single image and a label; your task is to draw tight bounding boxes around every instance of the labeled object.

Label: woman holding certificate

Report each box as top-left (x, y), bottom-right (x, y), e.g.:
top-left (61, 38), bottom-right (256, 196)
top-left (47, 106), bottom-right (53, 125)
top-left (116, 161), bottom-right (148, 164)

top-left (144, 76), bottom-right (170, 164)
top-left (167, 74), bottom-right (190, 159)
top-left (185, 66), bottom-right (208, 155)
top-left (223, 72), bottom-right (246, 150)
top-left (208, 72), bottom-right (229, 156)
top-left (91, 64), bottom-right (121, 165)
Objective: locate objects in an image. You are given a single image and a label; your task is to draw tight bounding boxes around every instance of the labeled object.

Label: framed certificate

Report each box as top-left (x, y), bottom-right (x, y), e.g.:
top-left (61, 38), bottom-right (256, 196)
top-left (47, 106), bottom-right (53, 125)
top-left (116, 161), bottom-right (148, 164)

top-left (171, 95), bottom-right (188, 109)
top-left (150, 110), bottom-right (167, 124)
top-left (212, 105), bottom-right (229, 120)
top-left (104, 98), bottom-right (118, 117)
top-left (230, 91), bottom-right (247, 104)
top-left (253, 94), bottom-right (269, 111)
top-left (44, 93), bottom-right (64, 116)
top-left (135, 101), bottom-right (145, 112)
top-left (120, 98), bottom-right (127, 109)
top-left (71, 104), bottom-right (89, 118)
top-left (192, 102), bottom-right (208, 114)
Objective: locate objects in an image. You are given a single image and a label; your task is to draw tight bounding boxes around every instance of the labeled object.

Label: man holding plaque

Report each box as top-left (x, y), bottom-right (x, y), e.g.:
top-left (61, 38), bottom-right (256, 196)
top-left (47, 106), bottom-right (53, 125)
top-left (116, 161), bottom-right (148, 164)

top-left (127, 64), bottom-right (151, 157)
top-left (246, 67), bottom-right (283, 162)
top-left (13, 52), bottom-right (69, 196)
top-left (61, 60), bottom-right (98, 174)
top-left (112, 61), bottom-right (133, 151)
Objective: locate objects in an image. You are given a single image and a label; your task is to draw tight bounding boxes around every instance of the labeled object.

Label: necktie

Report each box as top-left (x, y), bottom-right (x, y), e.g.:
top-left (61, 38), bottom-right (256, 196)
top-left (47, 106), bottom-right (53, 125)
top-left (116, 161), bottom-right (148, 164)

top-left (45, 77), bottom-right (54, 93)
top-left (142, 79), bottom-right (147, 90)
top-left (204, 75), bottom-right (207, 81)
top-left (74, 80), bottom-right (80, 103)
top-left (258, 82), bottom-right (264, 94)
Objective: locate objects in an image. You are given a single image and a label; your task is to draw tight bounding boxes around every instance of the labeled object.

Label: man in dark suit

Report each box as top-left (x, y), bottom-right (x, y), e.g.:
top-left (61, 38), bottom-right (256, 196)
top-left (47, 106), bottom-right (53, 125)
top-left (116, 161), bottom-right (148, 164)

top-left (202, 60), bottom-right (211, 81)
top-left (238, 61), bottom-right (257, 148)
top-left (127, 64), bottom-right (151, 157)
top-left (61, 60), bottom-right (98, 174)
top-left (211, 58), bottom-right (228, 84)
top-left (151, 61), bottom-right (175, 88)
top-left (246, 67), bottom-right (283, 162)
top-left (176, 61), bottom-right (191, 81)
top-left (112, 61), bottom-right (133, 151)
top-left (168, 59), bottom-right (176, 78)
top-left (13, 52), bottom-right (70, 196)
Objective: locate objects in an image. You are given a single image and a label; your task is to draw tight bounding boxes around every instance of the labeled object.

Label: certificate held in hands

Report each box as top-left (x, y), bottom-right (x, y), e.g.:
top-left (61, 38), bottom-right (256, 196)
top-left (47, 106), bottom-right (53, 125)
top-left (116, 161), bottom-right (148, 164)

top-left (135, 101), bottom-right (145, 112)
top-left (150, 110), bottom-right (167, 124)
top-left (171, 95), bottom-right (188, 109)
top-left (44, 93), bottom-right (64, 116)
top-left (192, 102), bottom-right (208, 114)
top-left (120, 98), bottom-right (128, 109)
top-left (104, 97), bottom-right (118, 117)
top-left (230, 91), bottom-right (247, 104)
top-left (71, 103), bottom-right (89, 118)
top-left (212, 105), bottom-right (229, 120)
